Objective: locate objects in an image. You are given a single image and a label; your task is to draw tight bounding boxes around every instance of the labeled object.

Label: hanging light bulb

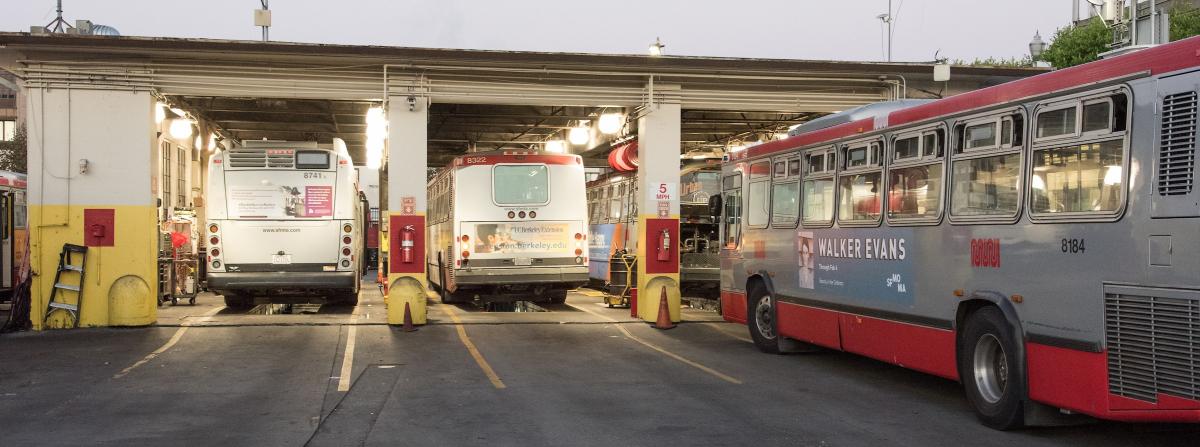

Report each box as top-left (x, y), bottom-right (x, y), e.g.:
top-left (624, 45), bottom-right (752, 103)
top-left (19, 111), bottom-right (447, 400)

top-left (568, 125), bottom-right (590, 145)
top-left (598, 113), bottom-right (623, 134)
top-left (544, 140), bottom-right (567, 153)
top-left (208, 134), bottom-right (218, 152)
top-left (194, 135), bottom-right (202, 149)
top-left (169, 119), bottom-right (194, 140)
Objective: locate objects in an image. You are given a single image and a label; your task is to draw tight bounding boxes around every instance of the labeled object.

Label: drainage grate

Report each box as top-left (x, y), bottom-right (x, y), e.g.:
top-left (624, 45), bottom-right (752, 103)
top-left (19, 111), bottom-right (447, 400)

top-left (1105, 286), bottom-right (1200, 403)
top-left (1158, 91), bottom-right (1198, 196)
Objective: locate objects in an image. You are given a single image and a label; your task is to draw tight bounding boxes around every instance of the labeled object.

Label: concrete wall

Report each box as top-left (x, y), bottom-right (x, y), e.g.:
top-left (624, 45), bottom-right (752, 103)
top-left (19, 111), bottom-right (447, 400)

top-left (27, 87), bottom-right (157, 328)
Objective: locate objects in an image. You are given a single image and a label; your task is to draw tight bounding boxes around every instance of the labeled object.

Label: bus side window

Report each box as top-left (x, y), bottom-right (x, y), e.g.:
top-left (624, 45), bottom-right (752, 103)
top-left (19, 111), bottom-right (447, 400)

top-left (1030, 91), bottom-right (1129, 217)
top-left (747, 162), bottom-right (770, 228)
top-left (722, 173), bottom-right (743, 249)
top-left (950, 111), bottom-right (1025, 220)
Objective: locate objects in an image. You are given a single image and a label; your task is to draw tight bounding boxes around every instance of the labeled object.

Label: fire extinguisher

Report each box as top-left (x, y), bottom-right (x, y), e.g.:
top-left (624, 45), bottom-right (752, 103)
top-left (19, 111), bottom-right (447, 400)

top-left (657, 228), bottom-right (671, 262)
top-left (400, 225), bottom-right (415, 264)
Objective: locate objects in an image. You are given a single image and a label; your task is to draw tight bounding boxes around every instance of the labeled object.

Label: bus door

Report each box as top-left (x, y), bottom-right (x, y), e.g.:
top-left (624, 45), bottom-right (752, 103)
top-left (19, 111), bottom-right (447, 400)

top-left (0, 191), bottom-right (10, 289)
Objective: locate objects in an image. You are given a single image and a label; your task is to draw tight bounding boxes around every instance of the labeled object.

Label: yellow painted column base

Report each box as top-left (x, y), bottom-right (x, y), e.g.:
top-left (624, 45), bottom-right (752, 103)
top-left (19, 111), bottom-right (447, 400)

top-left (637, 275), bottom-right (681, 323)
top-left (387, 273), bottom-right (428, 325)
top-left (31, 205), bottom-right (158, 330)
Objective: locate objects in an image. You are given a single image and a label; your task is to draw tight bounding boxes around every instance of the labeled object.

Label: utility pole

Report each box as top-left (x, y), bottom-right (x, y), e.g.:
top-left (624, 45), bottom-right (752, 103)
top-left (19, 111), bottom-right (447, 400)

top-left (255, 0), bottom-right (271, 41)
top-left (877, 0), bottom-right (894, 62)
top-left (45, 0), bottom-right (71, 33)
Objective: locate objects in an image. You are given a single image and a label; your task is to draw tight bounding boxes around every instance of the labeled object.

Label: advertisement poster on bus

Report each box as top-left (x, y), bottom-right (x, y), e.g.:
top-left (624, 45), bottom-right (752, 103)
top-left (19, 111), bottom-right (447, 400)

top-left (588, 222), bottom-right (634, 279)
top-left (798, 228), bottom-right (916, 307)
top-left (469, 221), bottom-right (572, 255)
top-left (226, 171), bottom-right (336, 219)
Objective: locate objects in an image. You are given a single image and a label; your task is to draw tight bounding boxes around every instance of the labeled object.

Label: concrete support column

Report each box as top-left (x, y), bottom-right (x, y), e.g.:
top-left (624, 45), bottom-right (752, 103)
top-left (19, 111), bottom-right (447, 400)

top-left (26, 88), bottom-right (158, 329)
top-left (635, 83), bottom-right (682, 323)
top-left (384, 96), bottom-right (428, 325)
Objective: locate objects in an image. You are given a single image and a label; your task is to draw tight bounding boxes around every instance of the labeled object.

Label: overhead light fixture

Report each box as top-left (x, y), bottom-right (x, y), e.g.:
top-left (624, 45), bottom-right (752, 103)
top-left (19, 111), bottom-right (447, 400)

top-left (169, 119), bottom-right (194, 140)
top-left (598, 113), bottom-right (623, 134)
top-left (366, 138), bottom-right (384, 170)
top-left (169, 107), bottom-right (187, 118)
top-left (545, 140), bottom-right (567, 153)
top-left (208, 133), bottom-right (218, 152)
top-left (568, 124), bottom-right (590, 145)
top-left (194, 135), bottom-right (202, 149)
top-left (648, 37), bottom-right (665, 56)
top-left (155, 102), bottom-right (166, 124)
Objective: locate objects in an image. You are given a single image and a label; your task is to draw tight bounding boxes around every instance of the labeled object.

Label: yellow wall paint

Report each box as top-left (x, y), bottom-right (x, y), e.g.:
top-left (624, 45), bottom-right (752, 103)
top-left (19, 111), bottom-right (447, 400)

top-left (635, 214), bottom-right (682, 323)
top-left (31, 205), bottom-right (157, 329)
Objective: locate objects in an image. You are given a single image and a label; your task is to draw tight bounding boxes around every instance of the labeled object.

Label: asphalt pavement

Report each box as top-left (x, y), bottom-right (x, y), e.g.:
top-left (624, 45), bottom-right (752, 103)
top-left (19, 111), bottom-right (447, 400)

top-left (1, 279), bottom-right (1197, 446)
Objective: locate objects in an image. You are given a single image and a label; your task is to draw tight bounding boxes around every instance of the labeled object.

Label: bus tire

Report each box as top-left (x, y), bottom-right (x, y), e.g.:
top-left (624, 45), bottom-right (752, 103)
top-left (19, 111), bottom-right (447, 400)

top-left (223, 294), bottom-right (251, 308)
top-left (747, 282), bottom-right (780, 354)
top-left (547, 289), bottom-right (568, 304)
top-left (337, 291), bottom-right (359, 306)
top-left (959, 306), bottom-right (1025, 430)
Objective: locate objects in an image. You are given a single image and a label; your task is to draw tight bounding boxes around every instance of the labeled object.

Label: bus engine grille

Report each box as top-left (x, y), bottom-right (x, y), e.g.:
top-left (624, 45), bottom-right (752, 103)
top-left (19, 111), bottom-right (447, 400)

top-left (227, 149), bottom-right (296, 169)
top-left (1158, 91), bottom-right (1198, 196)
top-left (1104, 286), bottom-right (1200, 403)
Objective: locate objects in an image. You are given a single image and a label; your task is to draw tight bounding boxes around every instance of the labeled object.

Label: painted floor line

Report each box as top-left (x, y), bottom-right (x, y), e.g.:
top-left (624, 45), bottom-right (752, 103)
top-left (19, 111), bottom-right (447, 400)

top-left (567, 302), bottom-right (743, 385)
top-left (442, 305), bottom-right (507, 389)
top-left (336, 325), bottom-right (358, 392)
top-left (114, 306), bottom-right (223, 379)
top-left (704, 322), bottom-right (754, 343)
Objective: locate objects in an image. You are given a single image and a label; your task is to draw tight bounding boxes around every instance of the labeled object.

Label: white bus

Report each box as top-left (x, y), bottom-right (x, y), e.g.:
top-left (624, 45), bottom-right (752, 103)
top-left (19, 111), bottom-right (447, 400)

top-left (428, 150), bottom-right (589, 304)
top-left (205, 139), bottom-right (363, 307)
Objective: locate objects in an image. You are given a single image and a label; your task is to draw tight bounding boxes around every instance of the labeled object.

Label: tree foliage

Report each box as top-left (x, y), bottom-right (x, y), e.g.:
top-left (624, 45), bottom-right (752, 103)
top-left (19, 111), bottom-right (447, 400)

top-left (0, 125), bottom-right (28, 174)
top-left (1040, 18), bottom-right (1111, 69)
top-left (1171, 5), bottom-right (1200, 41)
top-left (950, 56), bottom-right (1034, 68)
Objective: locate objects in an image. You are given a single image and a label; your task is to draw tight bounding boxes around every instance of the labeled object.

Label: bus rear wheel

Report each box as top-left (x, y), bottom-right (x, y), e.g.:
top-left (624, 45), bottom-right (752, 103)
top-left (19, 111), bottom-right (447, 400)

top-left (959, 306), bottom-right (1025, 430)
top-left (223, 294), bottom-right (251, 309)
top-left (747, 283), bottom-right (780, 354)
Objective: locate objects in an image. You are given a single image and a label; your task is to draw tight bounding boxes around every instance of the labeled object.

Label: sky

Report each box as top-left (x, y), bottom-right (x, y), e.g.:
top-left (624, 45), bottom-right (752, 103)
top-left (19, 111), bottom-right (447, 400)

top-left (2, 0), bottom-right (1075, 63)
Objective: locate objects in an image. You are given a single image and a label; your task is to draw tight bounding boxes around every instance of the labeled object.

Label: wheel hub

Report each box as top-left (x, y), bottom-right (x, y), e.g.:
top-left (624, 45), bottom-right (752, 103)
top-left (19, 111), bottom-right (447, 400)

top-left (972, 333), bottom-right (1008, 404)
top-left (755, 295), bottom-right (775, 340)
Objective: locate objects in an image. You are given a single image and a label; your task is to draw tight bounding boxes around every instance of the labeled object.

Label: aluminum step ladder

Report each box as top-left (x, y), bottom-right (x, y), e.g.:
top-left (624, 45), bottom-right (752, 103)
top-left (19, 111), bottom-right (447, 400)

top-left (43, 244), bottom-right (88, 329)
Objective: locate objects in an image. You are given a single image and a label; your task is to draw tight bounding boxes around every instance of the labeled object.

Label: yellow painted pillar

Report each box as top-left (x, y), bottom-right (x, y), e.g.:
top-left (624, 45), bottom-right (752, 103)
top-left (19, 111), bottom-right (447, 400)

top-left (27, 88), bottom-right (158, 329)
top-left (384, 95), bottom-right (429, 325)
top-left (635, 84), bottom-right (682, 323)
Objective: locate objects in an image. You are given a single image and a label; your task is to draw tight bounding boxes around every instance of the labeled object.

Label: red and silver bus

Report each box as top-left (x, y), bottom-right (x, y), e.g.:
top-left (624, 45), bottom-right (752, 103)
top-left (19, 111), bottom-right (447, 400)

top-left (427, 150), bottom-right (589, 304)
top-left (717, 37), bottom-right (1200, 428)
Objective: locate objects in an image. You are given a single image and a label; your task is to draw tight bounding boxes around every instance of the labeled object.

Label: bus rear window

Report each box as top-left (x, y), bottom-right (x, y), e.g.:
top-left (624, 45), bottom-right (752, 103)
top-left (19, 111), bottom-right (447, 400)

top-left (494, 165), bottom-right (549, 205)
top-left (296, 151), bottom-right (330, 169)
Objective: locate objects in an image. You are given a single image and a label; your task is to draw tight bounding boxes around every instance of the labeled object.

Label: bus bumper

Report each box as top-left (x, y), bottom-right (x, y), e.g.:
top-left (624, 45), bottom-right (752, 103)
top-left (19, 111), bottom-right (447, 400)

top-left (454, 266), bottom-right (588, 287)
top-left (207, 271), bottom-right (358, 292)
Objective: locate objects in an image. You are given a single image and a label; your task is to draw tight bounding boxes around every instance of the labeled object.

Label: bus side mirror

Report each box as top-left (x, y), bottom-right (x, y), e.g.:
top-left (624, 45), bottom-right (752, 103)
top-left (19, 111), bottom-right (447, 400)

top-left (707, 194), bottom-right (723, 219)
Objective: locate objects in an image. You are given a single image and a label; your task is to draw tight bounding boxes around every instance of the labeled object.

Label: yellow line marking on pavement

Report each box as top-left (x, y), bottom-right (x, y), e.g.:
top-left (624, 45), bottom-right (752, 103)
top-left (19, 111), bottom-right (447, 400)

top-left (442, 305), bottom-right (506, 389)
top-left (114, 307), bottom-right (223, 379)
top-left (337, 325), bottom-right (358, 392)
top-left (704, 322), bottom-right (753, 343)
top-left (567, 303), bottom-right (743, 385)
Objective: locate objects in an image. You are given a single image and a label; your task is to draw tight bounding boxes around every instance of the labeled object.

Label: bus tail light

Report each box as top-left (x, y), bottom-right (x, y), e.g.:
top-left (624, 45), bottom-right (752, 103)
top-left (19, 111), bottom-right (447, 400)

top-left (210, 236), bottom-right (219, 245)
top-left (343, 224), bottom-right (353, 233)
top-left (343, 236), bottom-right (352, 245)
top-left (461, 250), bottom-right (470, 259)
top-left (343, 247), bottom-right (352, 256)
top-left (209, 224), bottom-right (219, 233)
top-left (575, 248), bottom-right (583, 256)
top-left (211, 248), bottom-right (220, 257)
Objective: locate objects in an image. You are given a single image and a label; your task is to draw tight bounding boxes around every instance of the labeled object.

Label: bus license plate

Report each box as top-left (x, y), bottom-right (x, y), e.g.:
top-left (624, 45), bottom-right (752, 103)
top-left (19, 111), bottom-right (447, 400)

top-left (272, 254), bottom-right (292, 265)
top-left (514, 257), bottom-right (532, 266)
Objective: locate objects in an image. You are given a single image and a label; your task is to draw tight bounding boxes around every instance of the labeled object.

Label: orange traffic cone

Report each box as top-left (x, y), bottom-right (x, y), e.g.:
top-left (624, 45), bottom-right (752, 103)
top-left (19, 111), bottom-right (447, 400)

top-left (402, 301), bottom-right (417, 332)
top-left (654, 286), bottom-right (675, 330)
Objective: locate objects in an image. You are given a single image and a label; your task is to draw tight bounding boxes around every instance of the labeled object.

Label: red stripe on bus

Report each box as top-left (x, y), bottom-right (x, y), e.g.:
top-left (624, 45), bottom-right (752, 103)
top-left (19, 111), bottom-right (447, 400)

top-left (837, 313), bottom-right (957, 380)
top-left (1027, 342), bottom-right (1200, 422)
top-left (456, 154), bottom-right (582, 167)
top-left (720, 290), bottom-right (747, 324)
top-left (742, 35), bottom-right (1200, 161)
top-left (777, 302), bottom-right (841, 350)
